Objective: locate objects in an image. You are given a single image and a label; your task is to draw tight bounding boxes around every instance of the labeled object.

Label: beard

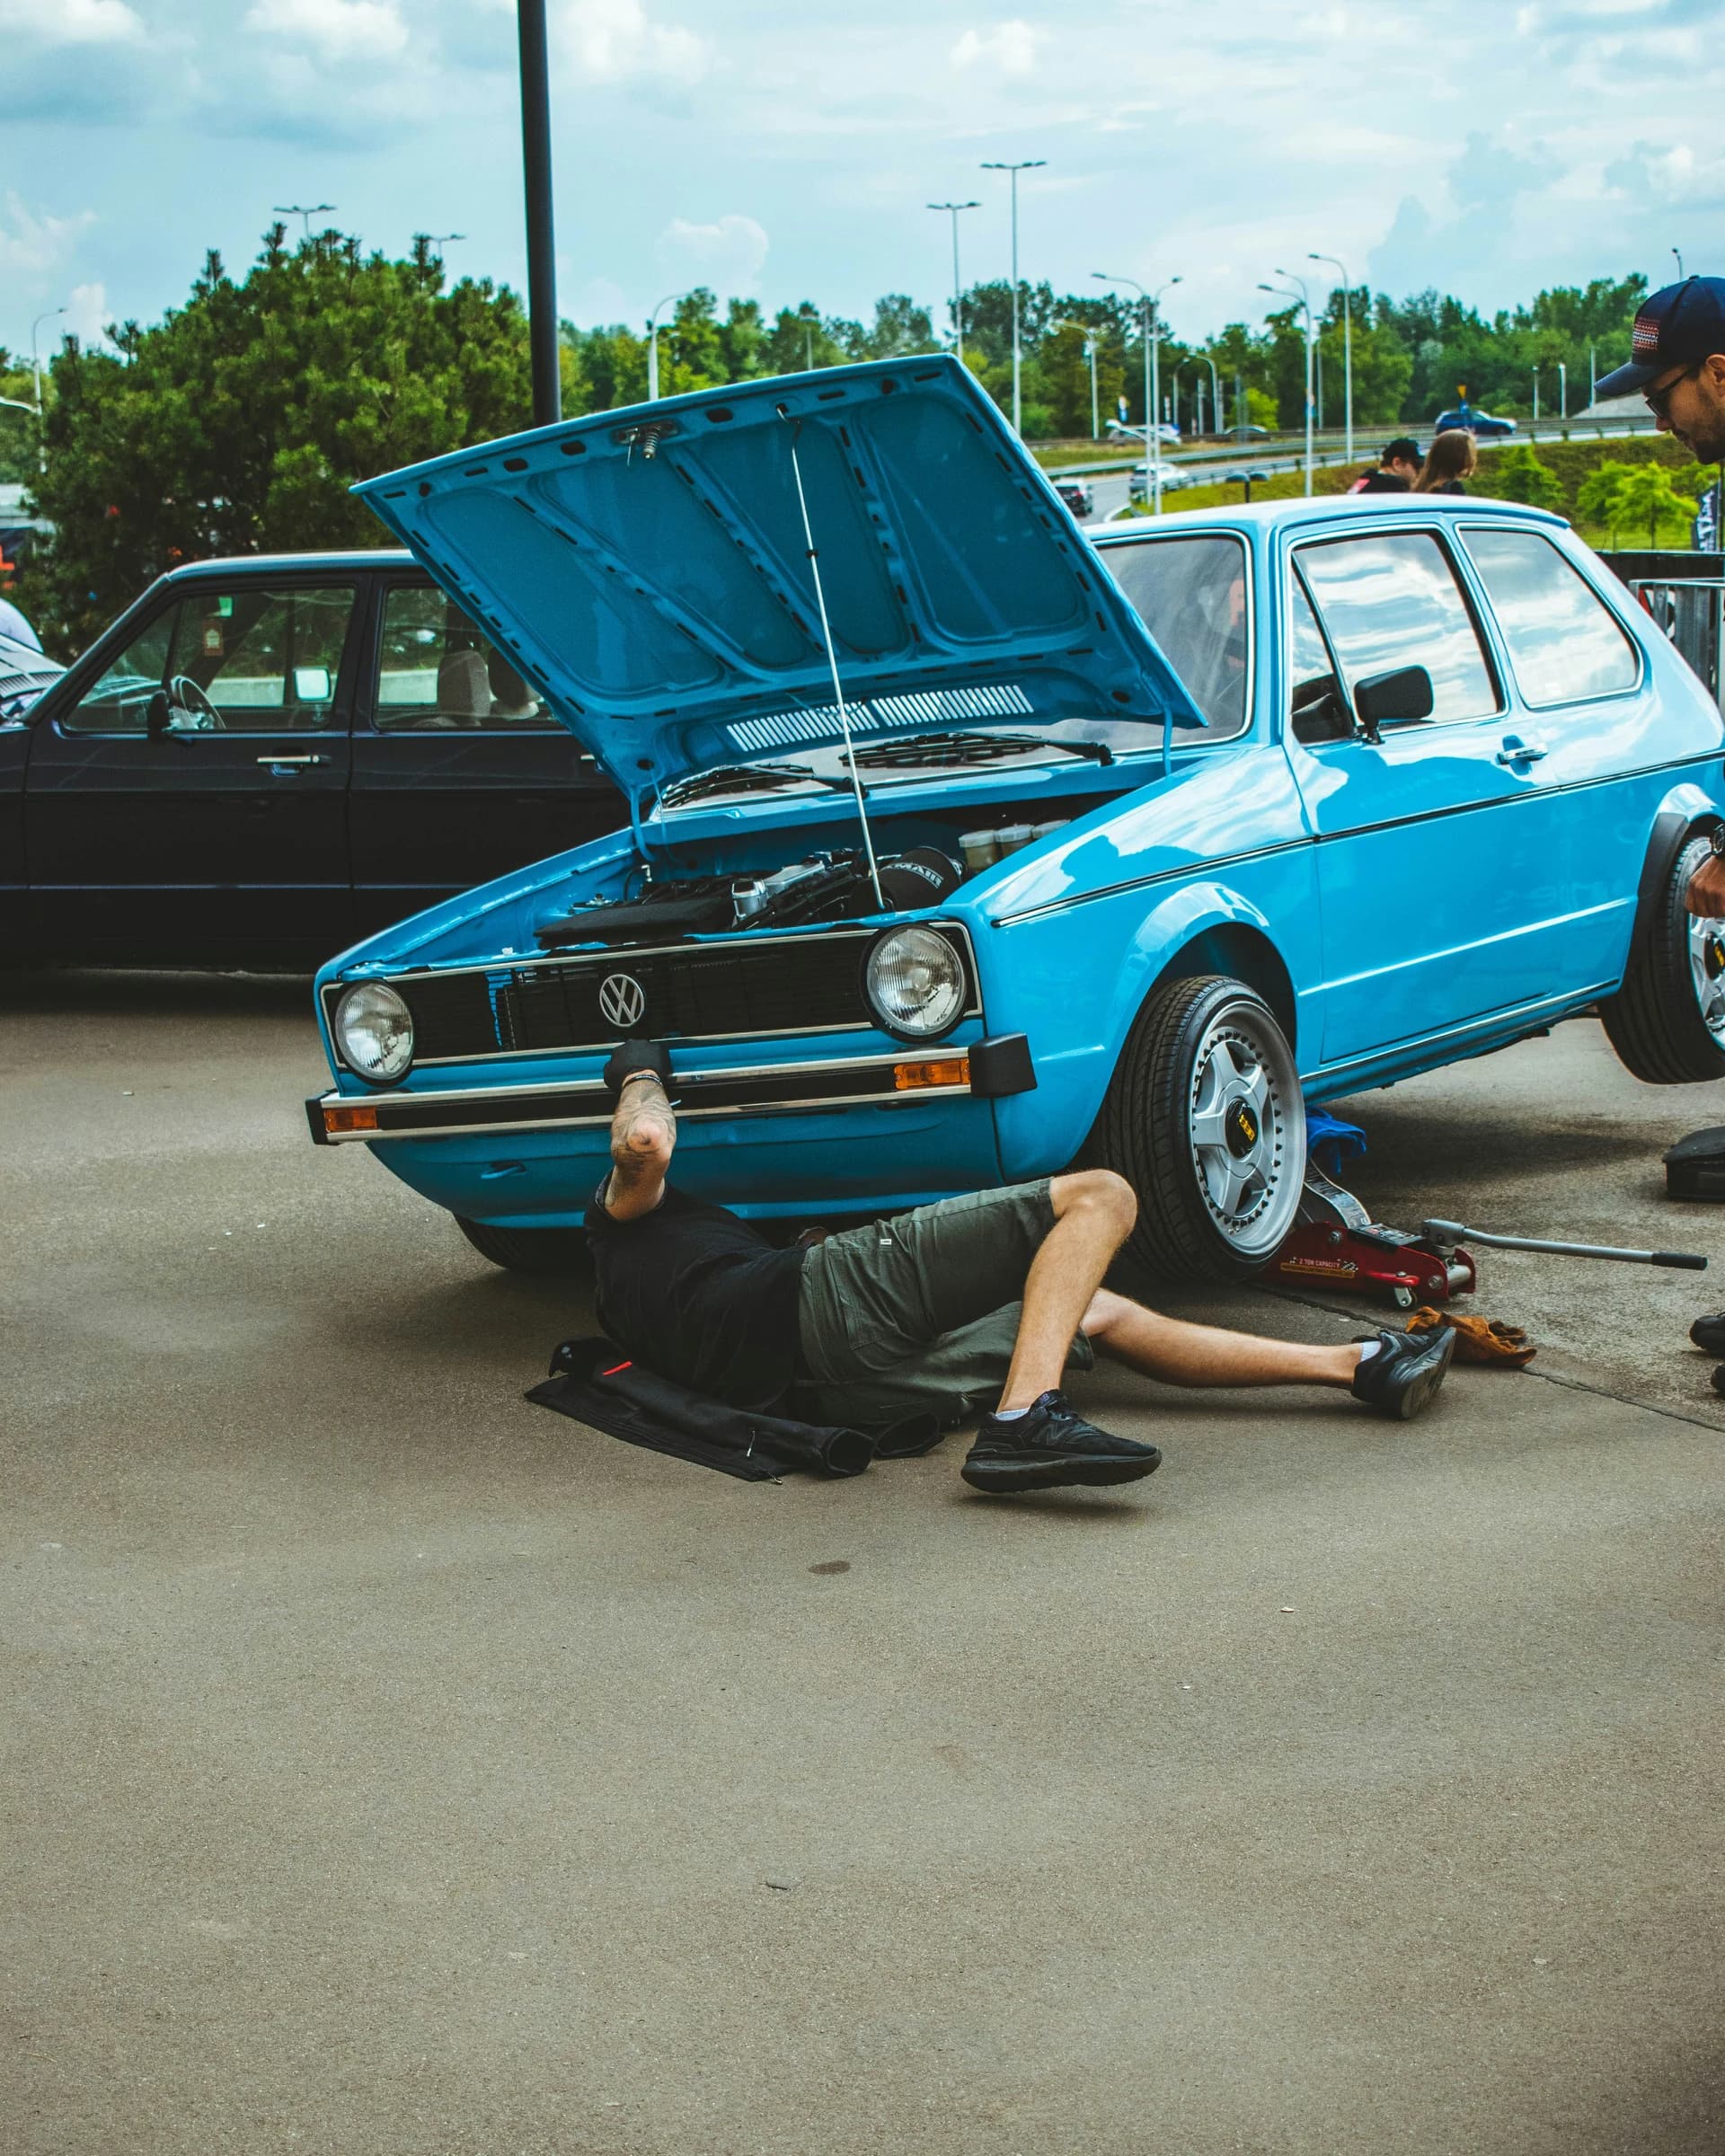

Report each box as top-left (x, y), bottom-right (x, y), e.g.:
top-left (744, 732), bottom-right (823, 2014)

top-left (1678, 383), bottom-right (1725, 464)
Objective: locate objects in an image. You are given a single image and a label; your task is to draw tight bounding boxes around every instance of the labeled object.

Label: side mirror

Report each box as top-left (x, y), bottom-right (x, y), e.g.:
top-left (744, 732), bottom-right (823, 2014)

top-left (1353, 664), bottom-right (1434, 739)
top-left (146, 689), bottom-right (171, 739)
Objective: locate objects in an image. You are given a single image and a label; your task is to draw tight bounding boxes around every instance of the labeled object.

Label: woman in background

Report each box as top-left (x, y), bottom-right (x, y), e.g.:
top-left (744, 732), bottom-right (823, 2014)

top-left (1413, 429), bottom-right (1478, 494)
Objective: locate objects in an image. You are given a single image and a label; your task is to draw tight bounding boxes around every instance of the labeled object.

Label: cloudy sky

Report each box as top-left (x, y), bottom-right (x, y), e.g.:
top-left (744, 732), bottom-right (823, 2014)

top-left (3, 0), bottom-right (1721, 362)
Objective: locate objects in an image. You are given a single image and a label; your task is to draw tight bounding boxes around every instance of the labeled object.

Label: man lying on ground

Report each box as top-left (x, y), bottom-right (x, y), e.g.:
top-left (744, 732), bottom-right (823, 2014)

top-left (586, 1056), bottom-right (1456, 1496)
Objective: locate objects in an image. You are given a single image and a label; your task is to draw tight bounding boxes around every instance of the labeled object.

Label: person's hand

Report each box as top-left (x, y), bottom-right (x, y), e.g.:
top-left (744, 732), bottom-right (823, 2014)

top-left (1685, 849), bottom-right (1725, 918)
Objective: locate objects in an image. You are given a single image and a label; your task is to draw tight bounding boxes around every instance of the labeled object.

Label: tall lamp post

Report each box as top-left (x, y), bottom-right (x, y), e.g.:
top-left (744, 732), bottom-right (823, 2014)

top-left (980, 158), bottom-right (1046, 433)
top-left (1558, 360), bottom-right (1567, 423)
top-left (1674, 246), bottom-right (1685, 279)
top-left (1309, 251), bottom-right (1353, 464)
top-left (1050, 319), bottom-right (1101, 438)
top-left (273, 203), bottom-right (335, 242)
top-left (1261, 276), bottom-right (1314, 495)
top-left (1094, 272), bottom-right (1180, 512)
top-left (1204, 354), bottom-right (1222, 442)
top-left (1532, 365), bottom-right (1540, 423)
top-left (516, 0), bottom-right (560, 425)
top-left (928, 199), bottom-right (979, 367)
top-left (646, 290), bottom-right (693, 402)
top-left (30, 305), bottom-right (66, 475)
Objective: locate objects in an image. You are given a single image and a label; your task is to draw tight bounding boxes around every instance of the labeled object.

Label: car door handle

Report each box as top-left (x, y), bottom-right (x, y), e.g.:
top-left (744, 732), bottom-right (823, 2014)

top-left (1497, 739), bottom-right (1548, 765)
top-left (257, 754), bottom-right (332, 767)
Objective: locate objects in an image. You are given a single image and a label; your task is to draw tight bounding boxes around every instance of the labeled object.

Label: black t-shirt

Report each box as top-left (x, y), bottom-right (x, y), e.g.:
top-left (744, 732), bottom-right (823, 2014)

top-left (1356, 469), bottom-right (1411, 493)
top-left (585, 1183), bottom-right (806, 1411)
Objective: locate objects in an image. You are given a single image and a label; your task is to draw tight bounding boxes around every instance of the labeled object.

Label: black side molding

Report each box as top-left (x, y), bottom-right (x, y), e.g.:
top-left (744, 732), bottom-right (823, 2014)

top-left (305, 1095), bottom-right (332, 1145)
top-left (967, 1033), bottom-right (1036, 1098)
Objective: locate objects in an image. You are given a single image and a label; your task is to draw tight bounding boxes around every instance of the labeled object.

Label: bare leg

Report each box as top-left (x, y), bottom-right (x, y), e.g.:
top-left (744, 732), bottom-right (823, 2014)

top-left (997, 1171), bottom-right (1139, 1409)
top-left (600, 1072), bottom-right (677, 1222)
top-left (1082, 1287), bottom-right (1362, 1388)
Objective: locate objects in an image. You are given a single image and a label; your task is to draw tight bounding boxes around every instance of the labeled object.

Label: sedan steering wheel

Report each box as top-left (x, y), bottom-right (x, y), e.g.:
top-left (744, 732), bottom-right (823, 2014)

top-left (166, 676), bottom-right (225, 731)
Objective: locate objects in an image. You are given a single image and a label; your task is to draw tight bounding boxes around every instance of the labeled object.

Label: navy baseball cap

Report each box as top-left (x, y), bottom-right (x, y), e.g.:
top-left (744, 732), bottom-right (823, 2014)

top-left (1597, 276), bottom-right (1725, 398)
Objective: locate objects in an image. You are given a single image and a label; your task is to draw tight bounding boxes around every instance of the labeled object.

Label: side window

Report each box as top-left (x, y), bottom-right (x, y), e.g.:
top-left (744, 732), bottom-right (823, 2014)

top-left (165, 585), bottom-right (356, 732)
top-left (1462, 528), bottom-right (1640, 706)
top-left (1287, 574), bottom-right (1350, 742)
top-left (375, 584), bottom-right (556, 730)
top-left (1102, 535), bottom-right (1250, 738)
top-left (62, 612), bottom-right (175, 734)
top-left (1297, 530), bottom-right (1499, 728)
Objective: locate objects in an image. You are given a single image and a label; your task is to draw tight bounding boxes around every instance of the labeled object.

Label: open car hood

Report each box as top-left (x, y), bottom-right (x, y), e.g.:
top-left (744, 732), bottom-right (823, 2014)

top-left (354, 356), bottom-right (1205, 808)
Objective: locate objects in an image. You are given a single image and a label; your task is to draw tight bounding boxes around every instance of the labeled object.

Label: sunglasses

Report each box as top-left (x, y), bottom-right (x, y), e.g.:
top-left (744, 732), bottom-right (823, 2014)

top-left (1645, 363), bottom-right (1701, 420)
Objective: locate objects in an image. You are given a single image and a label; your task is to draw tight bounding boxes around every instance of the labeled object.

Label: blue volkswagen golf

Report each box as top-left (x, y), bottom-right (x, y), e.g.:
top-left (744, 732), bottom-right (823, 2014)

top-left (306, 357), bottom-right (1725, 1282)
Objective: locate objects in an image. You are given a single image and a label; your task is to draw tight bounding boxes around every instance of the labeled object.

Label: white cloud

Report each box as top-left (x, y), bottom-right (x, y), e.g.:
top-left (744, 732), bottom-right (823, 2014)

top-left (556, 0), bottom-right (707, 85)
top-left (950, 20), bottom-right (1042, 73)
top-left (0, 193), bottom-right (96, 277)
top-left (243, 0), bottom-right (409, 62)
top-left (64, 282), bottom-right (112, 346)
top-left (0, 0), bottom-right (144, 42)
top-left (657, 214), bottom-right (769, 296)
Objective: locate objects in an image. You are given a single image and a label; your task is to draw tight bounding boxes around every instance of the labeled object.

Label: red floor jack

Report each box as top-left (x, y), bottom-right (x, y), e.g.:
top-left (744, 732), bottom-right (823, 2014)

top-left (1269, 1165), bottom-right (1707, 1309)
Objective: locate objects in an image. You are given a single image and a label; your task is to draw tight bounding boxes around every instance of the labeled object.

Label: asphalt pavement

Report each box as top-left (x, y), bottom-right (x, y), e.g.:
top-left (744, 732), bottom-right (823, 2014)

top-left (4, 975), bottom-right (1722, 2155)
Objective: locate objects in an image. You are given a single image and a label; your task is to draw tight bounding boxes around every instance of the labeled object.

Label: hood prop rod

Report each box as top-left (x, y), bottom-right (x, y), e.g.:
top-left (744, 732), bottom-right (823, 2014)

top-left (779, 410), bottom-right (888, 915)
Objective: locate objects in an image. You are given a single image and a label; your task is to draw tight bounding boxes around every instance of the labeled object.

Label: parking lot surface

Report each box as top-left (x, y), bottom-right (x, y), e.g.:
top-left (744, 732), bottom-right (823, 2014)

top-left (4, 975), bottom-right (1722, 2155)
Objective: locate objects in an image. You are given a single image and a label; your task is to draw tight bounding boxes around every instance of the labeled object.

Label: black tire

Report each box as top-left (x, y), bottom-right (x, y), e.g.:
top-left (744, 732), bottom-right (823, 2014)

top-left (456, 1215), bottom-right (592, 1277)
top-left (1096, 974), bottom-right (1307, 1282)
top-left (1600, 834), bottom-right (1725, 1084)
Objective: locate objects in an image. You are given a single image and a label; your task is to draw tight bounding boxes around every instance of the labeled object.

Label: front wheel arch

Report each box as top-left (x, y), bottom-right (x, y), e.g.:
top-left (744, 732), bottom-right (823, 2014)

top-left (1141, 921), bottom-right (1299, 1061)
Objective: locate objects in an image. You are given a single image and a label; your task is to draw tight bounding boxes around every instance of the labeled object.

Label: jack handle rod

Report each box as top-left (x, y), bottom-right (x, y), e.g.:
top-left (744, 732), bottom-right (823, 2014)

top-left (1420, 1219), bottom-right (1707, 1271)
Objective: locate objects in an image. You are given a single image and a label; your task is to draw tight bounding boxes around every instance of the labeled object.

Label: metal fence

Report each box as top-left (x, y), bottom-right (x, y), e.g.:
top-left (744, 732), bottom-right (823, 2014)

top-left (1600, 551), bottom-right (1725, 713)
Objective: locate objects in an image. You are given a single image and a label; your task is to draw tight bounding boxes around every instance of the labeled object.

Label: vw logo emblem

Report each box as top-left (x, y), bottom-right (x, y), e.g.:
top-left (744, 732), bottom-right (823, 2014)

top-left (598, 972), bottom-right (647, 1030)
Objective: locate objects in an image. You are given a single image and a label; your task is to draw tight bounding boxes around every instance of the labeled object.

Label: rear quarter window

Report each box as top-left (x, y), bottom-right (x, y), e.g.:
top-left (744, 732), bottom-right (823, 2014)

top-left (1461, 527), bottom-right (1640, 706)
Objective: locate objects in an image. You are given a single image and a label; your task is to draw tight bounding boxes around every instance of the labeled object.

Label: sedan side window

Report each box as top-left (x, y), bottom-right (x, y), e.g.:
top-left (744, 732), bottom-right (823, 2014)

top-left (1287, 576), bottom-right (1351, 742)
top-left (375, 584), bottom-right (557, 730)
top-left (1461, 528), bottom-right (1640, 706)
top-left (62, 612), bottom-right (175, 733)
top-left (1297, 530), bottom-right (1499, 728)
top-left (164, 586), bottom-right (356, 733)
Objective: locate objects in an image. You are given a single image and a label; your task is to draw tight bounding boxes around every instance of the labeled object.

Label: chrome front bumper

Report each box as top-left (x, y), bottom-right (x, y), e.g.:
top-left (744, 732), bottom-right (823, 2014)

top-left (305, 1036), bottom-right (1034, 1145)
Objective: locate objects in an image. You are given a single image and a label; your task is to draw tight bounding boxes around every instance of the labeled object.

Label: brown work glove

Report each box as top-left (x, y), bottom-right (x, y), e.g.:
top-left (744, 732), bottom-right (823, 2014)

top-left (1405, 1306), bottom-right (1535, 1367)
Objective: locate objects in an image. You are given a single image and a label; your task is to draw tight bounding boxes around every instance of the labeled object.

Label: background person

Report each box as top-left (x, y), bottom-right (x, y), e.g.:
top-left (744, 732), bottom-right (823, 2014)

top-left (1349, 437), bottom-right (1422, 493)
top-left (1412, 429), bottom-right (1477, 494)
top-left (586, 1058), bottom-right (1456, 1498)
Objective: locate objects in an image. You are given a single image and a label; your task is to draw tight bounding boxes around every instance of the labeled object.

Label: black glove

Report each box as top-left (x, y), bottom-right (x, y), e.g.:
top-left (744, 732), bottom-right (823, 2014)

top-left (602, 1039), bottom-right (672, 1102)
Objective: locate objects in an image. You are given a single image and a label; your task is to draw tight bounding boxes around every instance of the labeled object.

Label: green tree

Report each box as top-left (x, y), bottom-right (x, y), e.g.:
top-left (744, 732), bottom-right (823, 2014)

top-left (30, 225), bottom-right (537, 649)
top-left (1493, 443), bottom-right (1562, 508)
top-left (0, 346), bottom-right (40, 486)
top-left (1577, 459), bottom-right (1634, 544)
top-left (1615, 462), bottom-right (1693, 545)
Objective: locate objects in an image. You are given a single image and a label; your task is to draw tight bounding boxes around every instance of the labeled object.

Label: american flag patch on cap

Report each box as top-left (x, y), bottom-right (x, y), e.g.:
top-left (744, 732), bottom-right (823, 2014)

top-left (1632, 314), bottom-right (1660, 354)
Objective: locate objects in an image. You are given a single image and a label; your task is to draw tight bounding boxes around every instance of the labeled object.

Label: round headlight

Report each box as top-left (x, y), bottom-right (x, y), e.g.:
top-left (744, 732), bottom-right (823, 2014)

top-left (864, 927), bottom-right (967, 1040)
top-left (334, 982), bottom-right (414, 1084)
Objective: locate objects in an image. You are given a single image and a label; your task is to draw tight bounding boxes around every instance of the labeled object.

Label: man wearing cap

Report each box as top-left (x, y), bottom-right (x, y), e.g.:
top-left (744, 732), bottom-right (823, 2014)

top-left (1596, 278), bottom-right (1725, 915)
top-left (1348, 437), bottom-right (1421, 494)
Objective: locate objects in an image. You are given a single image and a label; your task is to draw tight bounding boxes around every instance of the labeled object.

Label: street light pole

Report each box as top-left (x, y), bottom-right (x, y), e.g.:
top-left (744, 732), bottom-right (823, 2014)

top-left (1532, 365), bottom-right (1540, 423)
top-left (1310, 251), bottom-right (1352, 464)
top-left (516, 0), bottom-right (561, 426)
top-left (1558, 360), bottom-right (1567, 423)
top-left (1674, 246), bottom-right (1685, 279)
top-left (928, 199), bottom-right (979, 367)
top-left (1094, 271), bottom-right (1180, 512)
top-left (981, 158), bottom-right (1046, 434)
top-left (1589, 341), bottom-right (1597, 405)
top-left (647, 290), bottom-right (692, 402)
top-left (273, 203), bottom-right (335, 242)
top-left (30, 305), bottom-right (66, 476)
top-left (1205, 355), bottom-right (1221, 442)
top-left (1262, 274), bottom-right (1314, 495)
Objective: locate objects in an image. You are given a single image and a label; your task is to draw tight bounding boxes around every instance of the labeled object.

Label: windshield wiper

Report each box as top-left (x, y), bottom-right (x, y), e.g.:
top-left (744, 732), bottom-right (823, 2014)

top-left (845, 729), bottom-right (1115, 773)
top-left (659, 761), bottom-right (854, 808)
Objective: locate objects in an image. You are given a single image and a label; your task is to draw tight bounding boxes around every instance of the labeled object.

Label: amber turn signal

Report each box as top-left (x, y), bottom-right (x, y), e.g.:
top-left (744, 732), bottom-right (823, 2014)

top-left (892, 1056), bottom-right (969, 1091)
top-left (323, 1102), bottom-right (379, 1135)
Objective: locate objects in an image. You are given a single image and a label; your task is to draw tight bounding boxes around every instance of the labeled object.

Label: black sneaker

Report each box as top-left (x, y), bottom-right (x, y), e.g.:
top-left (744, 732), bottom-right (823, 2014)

top-left (960, 1391), bottom-right (1162, 1494)
top-left (1350, 1325), bottom-right (1456, 1420)
top-left (1691, 1312), bottom-right (1725, 1356)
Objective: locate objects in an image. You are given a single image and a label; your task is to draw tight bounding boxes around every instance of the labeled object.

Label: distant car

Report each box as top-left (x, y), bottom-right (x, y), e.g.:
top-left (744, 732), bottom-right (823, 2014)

top-left (302, 355), bottom-right (1725, 1292)
top-left (0, 556), bottom-right (622, 962)
top-left (1052, 476), bottom-right (1093, 519)
top-left (0, 628), bottom-right (62, 723)
top-left (1435, 404), bottom-right (1517, 438)
top-left (1128, 465), bottom-right (1198, 503)
top-left (1108, 420), bottom-right (1181, 449)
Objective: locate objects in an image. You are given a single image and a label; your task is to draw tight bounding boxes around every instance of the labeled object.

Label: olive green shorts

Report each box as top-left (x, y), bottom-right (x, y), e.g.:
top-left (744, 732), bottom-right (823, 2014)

top-left (794, 1179), bottom-right (1094, 1430)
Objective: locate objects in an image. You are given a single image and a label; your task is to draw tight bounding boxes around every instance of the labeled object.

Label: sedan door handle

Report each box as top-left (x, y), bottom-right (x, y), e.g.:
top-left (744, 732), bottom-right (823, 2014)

top-left (1497, 739), bottom-right (1548, 765)
top-left (257, 754), bottom-right (332, 767)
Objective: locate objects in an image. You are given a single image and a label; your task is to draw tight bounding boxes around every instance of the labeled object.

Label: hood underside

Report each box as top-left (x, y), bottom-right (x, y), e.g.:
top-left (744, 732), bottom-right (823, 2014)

top-left (354, 355), bottom-right (1204, 804)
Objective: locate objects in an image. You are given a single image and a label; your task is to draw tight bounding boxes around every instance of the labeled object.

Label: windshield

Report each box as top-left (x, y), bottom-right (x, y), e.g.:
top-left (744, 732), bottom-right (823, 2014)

top-left (1099, 535), bottom-right (1251, 738)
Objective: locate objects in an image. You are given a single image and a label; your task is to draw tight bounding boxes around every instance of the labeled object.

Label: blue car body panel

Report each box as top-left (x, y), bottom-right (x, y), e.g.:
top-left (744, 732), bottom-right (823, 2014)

top-left (310, 404), bottom-right (1725, 1233)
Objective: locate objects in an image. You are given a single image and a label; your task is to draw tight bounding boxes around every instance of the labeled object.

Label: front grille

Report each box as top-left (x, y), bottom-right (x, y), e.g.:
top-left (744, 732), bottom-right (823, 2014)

top-left (330, 927), bottom-right (978, 1070)
top-left (498, 936), bottom-right (871, 1052)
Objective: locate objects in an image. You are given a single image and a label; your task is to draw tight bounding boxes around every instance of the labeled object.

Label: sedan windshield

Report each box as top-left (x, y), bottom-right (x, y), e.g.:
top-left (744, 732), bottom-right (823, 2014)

top-left (1099, 534), bottom-right (1251, 738)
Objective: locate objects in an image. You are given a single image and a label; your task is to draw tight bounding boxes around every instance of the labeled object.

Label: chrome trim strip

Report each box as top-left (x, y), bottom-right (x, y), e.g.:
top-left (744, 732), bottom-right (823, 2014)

top-left (356, 1048), bottom-right (930, 1107)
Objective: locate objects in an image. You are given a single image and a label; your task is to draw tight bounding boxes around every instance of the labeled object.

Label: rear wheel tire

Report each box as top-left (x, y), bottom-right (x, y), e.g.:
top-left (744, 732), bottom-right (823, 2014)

top-left (1600, 834), bottom-right (1725, 1084)
top-left (1097, 974), bottom-right (1306, 1282)
top-left (456, 1216), bottom-right (591, 1277)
